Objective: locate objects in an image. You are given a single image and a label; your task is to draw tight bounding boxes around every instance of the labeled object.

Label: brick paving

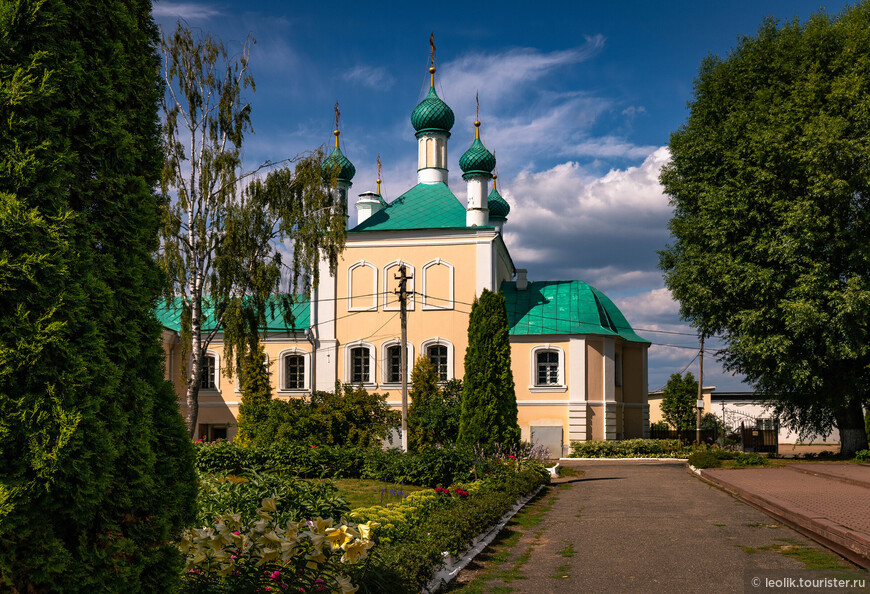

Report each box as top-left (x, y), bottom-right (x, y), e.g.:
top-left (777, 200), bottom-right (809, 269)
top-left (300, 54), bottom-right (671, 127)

top-left (702, 463), bottom-right (870, 570)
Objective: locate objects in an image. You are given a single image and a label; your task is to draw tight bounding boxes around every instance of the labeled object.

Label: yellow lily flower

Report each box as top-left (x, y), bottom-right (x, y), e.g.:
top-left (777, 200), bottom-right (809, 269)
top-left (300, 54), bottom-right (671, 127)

top-left (334, 575), bottom-right (359, 593)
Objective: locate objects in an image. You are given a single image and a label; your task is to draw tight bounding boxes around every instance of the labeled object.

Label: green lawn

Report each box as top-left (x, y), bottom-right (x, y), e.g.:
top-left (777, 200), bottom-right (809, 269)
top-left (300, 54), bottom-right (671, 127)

top-left (321, 478), bottom-right (429, 509)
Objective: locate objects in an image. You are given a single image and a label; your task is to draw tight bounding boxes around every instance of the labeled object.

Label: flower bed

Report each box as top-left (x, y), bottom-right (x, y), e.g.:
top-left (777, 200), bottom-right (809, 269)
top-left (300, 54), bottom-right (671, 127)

top-left (569, 438), bottom-right (711, 458)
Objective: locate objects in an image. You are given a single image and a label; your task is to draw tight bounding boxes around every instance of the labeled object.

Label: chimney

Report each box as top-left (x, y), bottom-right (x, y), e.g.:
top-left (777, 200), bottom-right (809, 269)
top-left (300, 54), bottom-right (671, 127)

top-left (516, 269), bottom-right (528, 290)
top-left (356, 191), bottom-right (384, 225)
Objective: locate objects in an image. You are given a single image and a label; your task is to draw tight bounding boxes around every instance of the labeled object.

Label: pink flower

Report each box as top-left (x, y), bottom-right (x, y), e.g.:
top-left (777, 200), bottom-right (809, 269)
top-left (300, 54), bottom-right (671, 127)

top-left (508, 455), bottom-right (516, 459)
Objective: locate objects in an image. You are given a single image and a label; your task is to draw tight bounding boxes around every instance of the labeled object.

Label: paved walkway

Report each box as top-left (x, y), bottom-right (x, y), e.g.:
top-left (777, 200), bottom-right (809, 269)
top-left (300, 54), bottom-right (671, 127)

top-left (702, 463), bottom-right (870, 570)
top-left (449, 462), bottom-right (869, 593)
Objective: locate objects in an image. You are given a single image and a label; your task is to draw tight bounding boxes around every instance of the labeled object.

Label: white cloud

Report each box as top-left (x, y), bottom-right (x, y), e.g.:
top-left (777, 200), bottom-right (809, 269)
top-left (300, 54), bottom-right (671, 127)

top-left (439, 37), bottom-right (606, 109)
top-left (344, 65), bottom-right (396, 90)
top-left (152, 2), bottom-right (222, 19)
top-left (615, 287), bottom-right (679, 322)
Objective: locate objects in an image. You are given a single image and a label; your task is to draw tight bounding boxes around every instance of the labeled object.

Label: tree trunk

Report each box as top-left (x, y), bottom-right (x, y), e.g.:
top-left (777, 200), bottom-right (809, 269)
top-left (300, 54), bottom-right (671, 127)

top-left (186, 293), bottom-right (203, 438)
top-left (835, 397), bottom-right (868, 458)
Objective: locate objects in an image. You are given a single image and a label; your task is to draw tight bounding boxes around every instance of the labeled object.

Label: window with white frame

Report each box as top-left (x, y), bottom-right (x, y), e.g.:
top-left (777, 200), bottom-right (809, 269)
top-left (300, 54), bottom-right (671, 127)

top-left (536, 351), bottom-right (559, 385)
top-left (344, 342), bottom-right (376, 386)
top-left (347, 261), bottom-right (378, 311)
top-left (380, 340), bottom-right (414, 385)
top-left (284, 354), bottom-right (305, 390)
top-left (350, 347), bottom-right (370, 384)
top-left (383, 261), bottom-right (415, 311)
top-left (421, 259), bottom-right (454, 310)
top-left (529, 345), bottom-right (566, 391)
top-left (200, 353), bottom-right (217, 390)
top-left (427, 344), bottom-right (449, 381)
top-left (421, 338), bottom-right (453, 381)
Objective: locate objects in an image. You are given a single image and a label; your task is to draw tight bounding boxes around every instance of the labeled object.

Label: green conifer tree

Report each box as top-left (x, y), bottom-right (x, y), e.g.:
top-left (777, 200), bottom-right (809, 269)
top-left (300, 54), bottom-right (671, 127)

top-left (458, 289), bottom-right (520, 449)
top-left (407, 357), bottom-right (442, 451)
top-left (236, 336), bottom-right (273, 445)
top-left (0, 1), bottom-right (195, 590)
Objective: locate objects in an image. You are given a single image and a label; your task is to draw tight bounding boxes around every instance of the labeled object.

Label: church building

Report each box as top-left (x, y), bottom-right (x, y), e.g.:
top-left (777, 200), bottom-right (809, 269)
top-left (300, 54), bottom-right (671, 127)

top-left (159, 63), bottom-right (650, 456)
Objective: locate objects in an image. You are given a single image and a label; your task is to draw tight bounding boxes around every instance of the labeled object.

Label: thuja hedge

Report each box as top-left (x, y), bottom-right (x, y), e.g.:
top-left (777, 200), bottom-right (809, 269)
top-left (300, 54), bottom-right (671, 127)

top-left (352, 468), bottom-right (548, 593)
top-left (195, 441), bottom-right (492, 487)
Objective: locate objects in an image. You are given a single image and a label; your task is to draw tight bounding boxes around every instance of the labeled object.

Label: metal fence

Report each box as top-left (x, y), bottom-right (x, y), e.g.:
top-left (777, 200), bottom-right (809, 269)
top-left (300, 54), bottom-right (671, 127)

top-left (740, 421), bottom-right (778, 453)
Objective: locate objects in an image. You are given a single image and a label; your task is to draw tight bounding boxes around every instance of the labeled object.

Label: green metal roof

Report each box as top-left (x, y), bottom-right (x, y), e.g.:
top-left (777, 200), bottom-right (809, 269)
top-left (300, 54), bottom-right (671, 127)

top-left (323, 145), bottom-right (356, 183)
top-left (501, 280), bottom-right (649, 343)
top-left (487, 185), bottom-right (510, 219)
top-left (350, 182), bottom-right (471, 232)
top-left (411, 86), bottom-right (455, 136)
top-left (460, 136), bottom-right (495, 179)
top-left (156, 296), bottom-right (310, 333)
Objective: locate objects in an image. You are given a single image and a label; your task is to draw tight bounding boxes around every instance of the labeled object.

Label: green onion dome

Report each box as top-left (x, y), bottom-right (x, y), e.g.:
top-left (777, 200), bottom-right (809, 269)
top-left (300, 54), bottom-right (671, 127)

top-left (460, 122), bottom-right (496, 179)
top-left (411, 68), bottom-right (455, 136)
top-left (488, 176), bottom-right (510, 219)
top-left (323, 130), bottom-right (355, 183)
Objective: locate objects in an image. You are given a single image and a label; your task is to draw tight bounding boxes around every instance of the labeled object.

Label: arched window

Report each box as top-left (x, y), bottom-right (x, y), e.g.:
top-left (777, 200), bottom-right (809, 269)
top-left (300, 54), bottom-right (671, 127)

top-left (278, 349), bottom-right (310, 392)
top-left (383, 261), bottom-right (415, 311)
top-left (345, 341), bottom-right (376, 386)
top-left (529, 345), bottom-right (566, 392)
top-left (421, 338), bottom-right (454, 381)
top-left (381, 340), bottom-right (414, 385)
top-left (198, 351), bottom-right (220, 391)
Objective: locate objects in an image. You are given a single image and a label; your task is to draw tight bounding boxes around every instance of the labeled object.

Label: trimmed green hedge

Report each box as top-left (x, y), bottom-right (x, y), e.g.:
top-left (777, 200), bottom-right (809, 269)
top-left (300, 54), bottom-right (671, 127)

top-left (569, 439), bottom-right (709, 458)
top-left (194, 441), bottom-right (528, 488)
top-left (352, 469), bottom-right (548, 592)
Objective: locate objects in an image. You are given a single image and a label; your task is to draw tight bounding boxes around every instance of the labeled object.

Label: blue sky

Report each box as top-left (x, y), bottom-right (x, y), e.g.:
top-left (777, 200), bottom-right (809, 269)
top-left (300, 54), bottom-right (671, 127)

top-left (152, 0), bottom-right (853, 393)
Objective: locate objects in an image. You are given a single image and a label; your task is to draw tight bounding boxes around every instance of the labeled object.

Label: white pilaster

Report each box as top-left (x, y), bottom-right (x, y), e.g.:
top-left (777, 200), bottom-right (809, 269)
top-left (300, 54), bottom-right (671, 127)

top-left (417, 132), bottom-right (448, 185)
top-left (475, 238), bottom-right (494, 294)
top-left (568, 337), bottom-right (588, 442)
top-left (312, 255), bottom-right (337, 390)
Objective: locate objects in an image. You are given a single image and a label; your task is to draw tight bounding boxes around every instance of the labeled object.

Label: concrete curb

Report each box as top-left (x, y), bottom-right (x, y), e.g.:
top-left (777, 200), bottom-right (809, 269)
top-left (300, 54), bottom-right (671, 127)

top-left (785, 464), bottom-right (870, 489)
top-left (560, 457), bottom-right (688, 463)
top-left (423, 484), bottom-right (546, 593)
top-left (696, 469), bottom-right (870, 571)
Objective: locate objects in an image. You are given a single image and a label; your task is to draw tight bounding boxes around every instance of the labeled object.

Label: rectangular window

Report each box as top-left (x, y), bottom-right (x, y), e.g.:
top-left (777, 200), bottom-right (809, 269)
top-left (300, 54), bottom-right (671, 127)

top-left (200, 355), bottom-right (216, 390)
top-left (536, 351), bottom-right (559, 385)
top-left (387, 345), bottom-right (402, 383)
top-left (285, 355), bottom-right (305, 390)
top-left (427, 345), bottom-right (448, 382)
top-left (351, 347), bottom-right (370, 384)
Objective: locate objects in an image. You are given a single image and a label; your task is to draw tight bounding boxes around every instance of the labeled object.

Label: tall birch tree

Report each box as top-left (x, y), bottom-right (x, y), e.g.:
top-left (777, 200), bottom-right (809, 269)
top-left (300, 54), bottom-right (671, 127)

top-left (158, 23), bottom-right (346, 436)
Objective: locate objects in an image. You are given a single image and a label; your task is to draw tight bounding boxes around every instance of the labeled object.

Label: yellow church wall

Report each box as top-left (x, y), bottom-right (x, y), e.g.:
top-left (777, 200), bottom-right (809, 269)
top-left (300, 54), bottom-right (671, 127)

top-left (622, 344), bottom-right (644, 404)
top-left (509, 337), bottom-right (571, 400)
top-left (517, 406), bottom-right (569, 444)
top-left (588, 404), bottom-right (604, 440)
top-left (586, 340), bottom-right (604, 402)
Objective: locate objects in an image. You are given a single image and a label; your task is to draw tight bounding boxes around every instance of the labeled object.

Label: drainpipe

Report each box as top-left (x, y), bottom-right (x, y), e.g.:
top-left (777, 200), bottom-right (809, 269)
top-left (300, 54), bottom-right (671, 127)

top-left (306, 328), bottom-right (316, 399)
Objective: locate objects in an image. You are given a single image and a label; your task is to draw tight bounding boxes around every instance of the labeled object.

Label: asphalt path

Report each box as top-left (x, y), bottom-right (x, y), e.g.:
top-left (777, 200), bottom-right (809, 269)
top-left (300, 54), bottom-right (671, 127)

top-left (449, 462), bottom-right (869, 593)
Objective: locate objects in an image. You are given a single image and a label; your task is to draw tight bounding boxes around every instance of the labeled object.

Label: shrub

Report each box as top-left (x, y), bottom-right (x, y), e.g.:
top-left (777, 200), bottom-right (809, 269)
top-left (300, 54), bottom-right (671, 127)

top-left (688, 451), bottom-right (721, 469)
top-left (570, 439), bottom-right (706, 458)
top-left (195, 470), bottom-right (349, 528)
top-left (408, 359), bottom-right (463, 450)
top-left (855, 449), bottom-right (870, 462)
top-left (734, 453), bottom-right (765, 467)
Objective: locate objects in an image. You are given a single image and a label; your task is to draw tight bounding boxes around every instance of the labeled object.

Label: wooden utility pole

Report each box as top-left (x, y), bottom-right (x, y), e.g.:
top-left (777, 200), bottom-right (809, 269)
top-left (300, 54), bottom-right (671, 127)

top-left (696, 335), bottom-right (704, 444)
top-left (396, 264), bottom-right (410, 452)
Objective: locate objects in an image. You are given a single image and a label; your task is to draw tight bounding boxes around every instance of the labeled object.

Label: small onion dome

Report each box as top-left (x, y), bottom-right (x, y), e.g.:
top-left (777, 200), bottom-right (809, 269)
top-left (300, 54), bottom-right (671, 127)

top-left (459, 121), bottom-right (495, 180)
top-left (411, 67), bottom-right (455, 136)
top-left (488, 177), bottom-right (510, 219)
top-left (323, 130), bottom-right (355, 183)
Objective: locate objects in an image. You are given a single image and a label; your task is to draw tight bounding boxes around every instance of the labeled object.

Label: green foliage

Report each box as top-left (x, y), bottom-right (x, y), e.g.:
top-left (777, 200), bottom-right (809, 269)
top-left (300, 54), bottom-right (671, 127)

top-left (354, 469), bottom-right (547, 593)
top-left (569, 439), bottom-right (708, 458)
top-left (0, 1), bottom-right (196, 590)
top-left (249, 385), bottom-right (399, 449)
top-left (688, 451), bottom-right (722, 469)
top-left (661, 372), bottom-right (699, 430)
top-left (407, 358), bottom-right (463, 450)
top-left (459, 289), bottom-right (520, 449)
top-left (734, 453), bottom-right (766, 467)
top-left (235, 340), bottom-right (272, 446)
top-left (158, 23), bottom-right (347, 436)
top-left (659, 4), bottom-right (870, 455)
top-left (195, 470), bottom-right (349, 528)
top-left (855, 450), bottom-right (870, 462)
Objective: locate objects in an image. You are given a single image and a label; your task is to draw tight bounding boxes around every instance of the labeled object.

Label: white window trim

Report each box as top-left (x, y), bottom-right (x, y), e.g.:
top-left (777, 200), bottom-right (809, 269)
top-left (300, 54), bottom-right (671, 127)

top-left (344, 340), bottom-right (377, 388)
top-left (383, 260), bottom-right (416, 311)
top-left (421, 337), bottom-right (454, 381)
top-left (277, 348), bottom-right (310, 394)
top-left (195, 350), bottom-right (220, 392)
top-left (530, 344), bottom-right (567, 393)
top-left (380, 339), bottom-right (415, 387)
top-left (421, 258), bottom-right (454, 310)
top-left (347, 260), bottom-right (378, 312)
